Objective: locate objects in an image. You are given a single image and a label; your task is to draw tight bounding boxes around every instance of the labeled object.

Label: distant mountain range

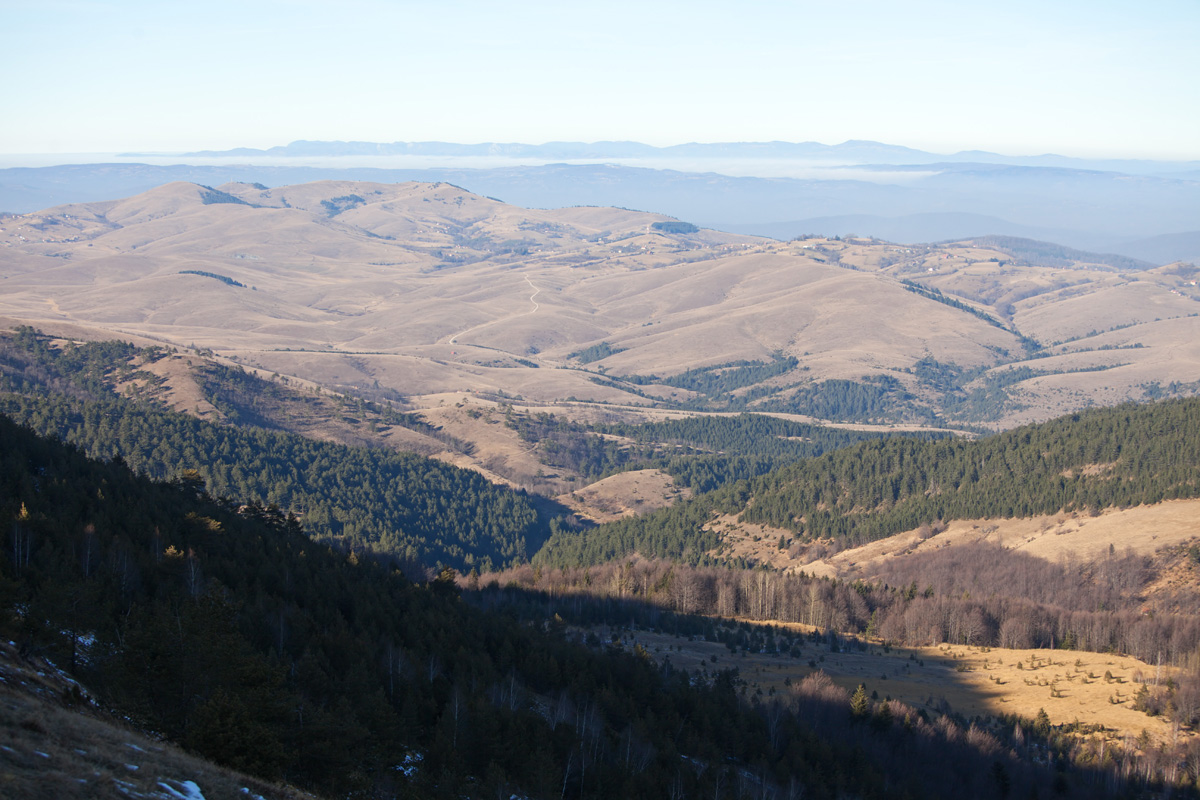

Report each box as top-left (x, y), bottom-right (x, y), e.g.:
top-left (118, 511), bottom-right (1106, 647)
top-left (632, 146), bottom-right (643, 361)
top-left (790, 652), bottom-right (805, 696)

top-left (2, 139), bottom-right (1198, 264)
top-left (168, 139), bottom-right (1200, 176)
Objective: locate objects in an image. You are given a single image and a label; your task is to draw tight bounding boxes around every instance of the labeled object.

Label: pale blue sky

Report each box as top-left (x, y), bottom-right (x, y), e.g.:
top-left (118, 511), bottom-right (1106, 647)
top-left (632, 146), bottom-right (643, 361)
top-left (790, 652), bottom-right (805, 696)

top-left (4, 0), bottom-right (1198, 158)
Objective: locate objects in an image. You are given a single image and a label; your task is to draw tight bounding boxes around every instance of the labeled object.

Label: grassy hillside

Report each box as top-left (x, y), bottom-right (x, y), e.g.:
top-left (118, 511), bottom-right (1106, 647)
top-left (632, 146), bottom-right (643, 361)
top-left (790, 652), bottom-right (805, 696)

top-left (3, 180), bottom-right (1199, 428)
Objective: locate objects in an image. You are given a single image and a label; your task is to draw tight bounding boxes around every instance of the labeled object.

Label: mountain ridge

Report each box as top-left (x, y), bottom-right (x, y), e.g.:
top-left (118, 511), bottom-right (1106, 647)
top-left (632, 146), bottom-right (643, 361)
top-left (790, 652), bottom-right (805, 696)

top-left (5, 156), bottom-right (1199, 261)
top-left (168, 138), bottom-right (1200, 174)
top-left (2, 179), bottom-right (1198, 431)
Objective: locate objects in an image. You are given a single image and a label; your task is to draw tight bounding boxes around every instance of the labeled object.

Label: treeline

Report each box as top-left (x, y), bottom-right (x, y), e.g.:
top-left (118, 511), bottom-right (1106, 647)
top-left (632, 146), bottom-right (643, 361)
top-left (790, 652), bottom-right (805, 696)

top-left (649, 220), bottom-right (699, 234)
top-left (194, 357), bottom-right (461, 451)
top-left (0, 414), bottom-right (1118, 798)
top-left (199, 186), bottom-right (253, 206)
top-left (507, 412), bottom-right (654, 481)
top-left (497, 551), bottom-right (1200, 721)
top-left (513, 552), bottom-right (1200, 668)
top-left (659, 355), bottom-right (799, 400)
top-left (617, 412), bottom-right (932, 492)
top-left (766, 375), bottom-right (916, 423)
top-left (479, 562), bottom-right (1200, 797)
top-left (601, 412), bottom-right (921, 461)
top-left (900, 279), bottom-right (1010, 331)
top-left (568, 341), bottom-right (625, 363)
top-left (179, 269), bottom-right (245, 288)
top-left (511, 410), bottom-right (940, 491)
top-left (919, 359), bottom-right (1034, 422)
top-left (534, 397), bottom-right (1200, 565)
top-left (734, 398), bottom-right (1200, 542)
top-left (910, 358), bottom-right (1126, 423)
top-left (610, 354), bottom-right (800, 411)
top-left (320, 193), bottom-right (366, 216)
top-left (0, 328), bottom-right (540, 571)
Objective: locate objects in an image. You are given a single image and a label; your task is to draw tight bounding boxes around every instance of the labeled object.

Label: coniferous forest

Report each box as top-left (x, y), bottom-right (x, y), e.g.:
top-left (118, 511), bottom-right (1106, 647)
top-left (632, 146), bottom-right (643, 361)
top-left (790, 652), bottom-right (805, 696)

top-left (3, 326), bottom-right (1200, 796)
top-left (0, 327), bottom-right (541, 571)
top-left (1, 414), bottom-right (1127, 799)
top-left (535, 397), bottom-right (1200, 566)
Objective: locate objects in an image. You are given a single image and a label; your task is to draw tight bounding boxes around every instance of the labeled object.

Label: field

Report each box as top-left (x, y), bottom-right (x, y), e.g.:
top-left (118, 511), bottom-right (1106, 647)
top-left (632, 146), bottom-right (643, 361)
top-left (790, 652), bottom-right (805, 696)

top-left (620, 625), bottom-right (1192, 746)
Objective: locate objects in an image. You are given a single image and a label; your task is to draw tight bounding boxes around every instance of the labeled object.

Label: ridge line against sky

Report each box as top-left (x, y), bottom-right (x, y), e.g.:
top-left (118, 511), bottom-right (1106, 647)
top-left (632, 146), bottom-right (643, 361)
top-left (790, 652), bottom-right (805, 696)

top-left (4, 0), bottom-right (1199, 160)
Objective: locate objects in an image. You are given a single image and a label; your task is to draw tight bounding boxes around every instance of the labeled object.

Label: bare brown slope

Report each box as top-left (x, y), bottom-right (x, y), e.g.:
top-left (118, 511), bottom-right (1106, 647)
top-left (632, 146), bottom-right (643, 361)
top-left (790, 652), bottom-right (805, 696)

top-left (730, 500), bottom-right (1200, 580)
top-left (0, 641), bottom-right (312, 800)
top-left (2, 180), bottom-right (1198, 428)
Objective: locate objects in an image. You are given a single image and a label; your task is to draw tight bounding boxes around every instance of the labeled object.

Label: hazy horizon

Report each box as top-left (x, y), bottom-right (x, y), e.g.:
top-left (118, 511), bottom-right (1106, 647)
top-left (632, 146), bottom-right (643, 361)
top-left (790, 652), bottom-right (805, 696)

top-left (5, 1), bottom-right (1197, 160)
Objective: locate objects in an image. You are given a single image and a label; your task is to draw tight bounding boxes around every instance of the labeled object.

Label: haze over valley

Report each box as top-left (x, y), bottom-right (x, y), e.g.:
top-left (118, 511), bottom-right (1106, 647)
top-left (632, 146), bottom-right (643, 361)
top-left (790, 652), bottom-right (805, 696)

top-left (4, 139), bottom-right (1198, 265)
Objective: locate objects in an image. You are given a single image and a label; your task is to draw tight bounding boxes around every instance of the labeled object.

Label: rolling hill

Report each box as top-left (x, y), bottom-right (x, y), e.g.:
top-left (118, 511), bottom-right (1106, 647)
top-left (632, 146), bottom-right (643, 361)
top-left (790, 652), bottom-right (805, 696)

top-left (2, 180), bottom-right (1198, 432)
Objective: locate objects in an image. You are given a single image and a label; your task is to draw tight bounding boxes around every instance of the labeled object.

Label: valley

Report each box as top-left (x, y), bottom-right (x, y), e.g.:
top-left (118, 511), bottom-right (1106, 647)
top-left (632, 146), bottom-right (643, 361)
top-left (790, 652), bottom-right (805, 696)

top-left (9, 0), bottom-right (1200, 792)
top-left (615, 626), bottom-right (1187, 747)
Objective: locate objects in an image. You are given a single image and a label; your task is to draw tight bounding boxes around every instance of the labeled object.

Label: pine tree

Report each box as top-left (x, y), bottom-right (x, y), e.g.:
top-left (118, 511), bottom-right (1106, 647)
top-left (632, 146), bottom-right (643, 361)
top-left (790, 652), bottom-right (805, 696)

top-left (850, 684), bottom-right (869, 719)
top-left (1033, 707), bottom-right (1051, 737)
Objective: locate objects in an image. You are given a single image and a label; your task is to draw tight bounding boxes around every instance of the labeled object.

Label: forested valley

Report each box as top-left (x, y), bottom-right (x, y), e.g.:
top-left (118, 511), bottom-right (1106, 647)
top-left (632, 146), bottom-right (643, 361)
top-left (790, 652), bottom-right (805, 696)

top-left (1, 412), bottom-right (1133, 799)
top-left (535, 397), bottom-right (1200, 565)
top-left (0, 327), bottom-right (543, 571)
top-left (509, 410), bottom-right (948, 491)
top-left (4, 326), bottom-right (1200, 795)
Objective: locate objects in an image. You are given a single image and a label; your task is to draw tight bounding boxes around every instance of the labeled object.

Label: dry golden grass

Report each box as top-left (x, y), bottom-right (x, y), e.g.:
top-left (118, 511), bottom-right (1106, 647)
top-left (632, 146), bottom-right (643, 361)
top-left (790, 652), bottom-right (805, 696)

top-left (555, 469), bottom-right (690, 523)
top-left (5, 180), bottom-right (1197, 431)
top-left (698, 500), bottom-right (1200, 580)
top-left (793, 501), bottom-right (1200, 579)
top-left (623, 625), bottom-right (1193, 746)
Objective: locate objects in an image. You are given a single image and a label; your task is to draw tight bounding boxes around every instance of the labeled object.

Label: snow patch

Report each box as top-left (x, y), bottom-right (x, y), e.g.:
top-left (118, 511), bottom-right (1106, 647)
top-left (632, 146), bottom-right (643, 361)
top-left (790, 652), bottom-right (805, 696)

top-left (392, 751), bottom-right (424, 777)
top-left (157, 780), bottom-right (206, 800)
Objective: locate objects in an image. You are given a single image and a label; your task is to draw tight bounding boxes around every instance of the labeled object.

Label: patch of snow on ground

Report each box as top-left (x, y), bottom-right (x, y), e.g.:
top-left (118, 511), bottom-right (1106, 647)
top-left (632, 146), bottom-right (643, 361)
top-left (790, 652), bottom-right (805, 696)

top-left (392, 751), bottom-right (424, 777)
top-left (157, 780), bottom-right (206, 800)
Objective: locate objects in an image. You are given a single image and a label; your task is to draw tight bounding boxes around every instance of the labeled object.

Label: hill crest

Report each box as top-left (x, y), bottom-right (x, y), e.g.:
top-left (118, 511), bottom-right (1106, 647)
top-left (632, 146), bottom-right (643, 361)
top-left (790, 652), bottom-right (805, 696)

top-left (2, 180), bottom-right (1198, 429)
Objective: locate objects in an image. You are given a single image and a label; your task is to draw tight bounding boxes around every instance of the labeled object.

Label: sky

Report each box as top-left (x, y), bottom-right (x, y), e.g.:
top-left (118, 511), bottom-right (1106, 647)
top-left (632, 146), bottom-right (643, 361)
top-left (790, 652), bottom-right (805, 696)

top-left (4, 0), bottom-right (1199, 159)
